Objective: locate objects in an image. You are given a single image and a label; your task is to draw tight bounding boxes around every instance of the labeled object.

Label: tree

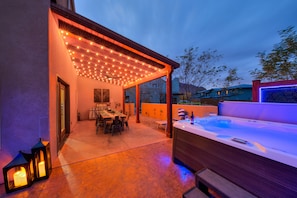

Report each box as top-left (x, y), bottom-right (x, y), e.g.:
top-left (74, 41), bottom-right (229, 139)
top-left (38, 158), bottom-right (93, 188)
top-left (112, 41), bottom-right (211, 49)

top-left (175, 47), bottom-right (227, 99)
top-left (250, 26), bottom-right (297, 81)
top-left (223, 68), bottom-right (243, 88)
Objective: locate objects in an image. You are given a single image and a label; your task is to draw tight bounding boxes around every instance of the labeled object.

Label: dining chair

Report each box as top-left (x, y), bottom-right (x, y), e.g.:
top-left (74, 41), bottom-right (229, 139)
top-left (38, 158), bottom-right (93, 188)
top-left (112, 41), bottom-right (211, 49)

top-left (96, 114), bottom-right (104, 134)
top-left (123, 114), bottom-right (129, 130)
top-left (104, 118), bottom-right (113, 134)
top-left (111, 116), bottom-right (122, 135)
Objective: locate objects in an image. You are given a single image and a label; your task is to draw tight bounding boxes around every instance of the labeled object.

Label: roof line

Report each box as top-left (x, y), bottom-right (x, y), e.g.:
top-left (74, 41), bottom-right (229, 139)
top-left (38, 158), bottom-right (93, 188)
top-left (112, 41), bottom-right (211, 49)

top-left (50, 3), bottom-right (179, 69)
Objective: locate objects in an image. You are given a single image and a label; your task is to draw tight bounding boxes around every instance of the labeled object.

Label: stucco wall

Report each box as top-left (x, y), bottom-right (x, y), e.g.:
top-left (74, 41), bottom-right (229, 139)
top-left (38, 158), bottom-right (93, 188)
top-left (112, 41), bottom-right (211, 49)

top-left (141, 103), bottom-right (218, 120)
top-left (77, 77), bottom-right (123, 120)
top-left (125, 103), bottom-right (135, 116)
top-left (49, 11), bottom-right (79, 161)
top-left (0, 0), bottom-right (50, 183)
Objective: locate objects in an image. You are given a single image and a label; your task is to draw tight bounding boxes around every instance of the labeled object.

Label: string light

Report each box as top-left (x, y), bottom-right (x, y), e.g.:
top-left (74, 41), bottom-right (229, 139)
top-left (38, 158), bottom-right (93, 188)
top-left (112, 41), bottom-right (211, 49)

top-left (59, 29), bottom-right (165, 86)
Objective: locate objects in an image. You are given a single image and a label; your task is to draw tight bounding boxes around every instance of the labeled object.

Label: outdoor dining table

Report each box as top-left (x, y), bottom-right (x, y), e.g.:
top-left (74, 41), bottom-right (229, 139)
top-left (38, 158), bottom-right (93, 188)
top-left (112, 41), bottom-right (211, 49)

top-left (99, 110), bottom-right (126, 120)
top-left (98, 110), bottom-right (126, 133)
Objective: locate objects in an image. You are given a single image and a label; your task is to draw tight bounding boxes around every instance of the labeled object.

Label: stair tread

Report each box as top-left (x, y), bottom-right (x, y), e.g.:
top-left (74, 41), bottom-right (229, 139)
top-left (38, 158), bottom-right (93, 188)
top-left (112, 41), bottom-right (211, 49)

top-left (183, 186), bottom-right (208, 198)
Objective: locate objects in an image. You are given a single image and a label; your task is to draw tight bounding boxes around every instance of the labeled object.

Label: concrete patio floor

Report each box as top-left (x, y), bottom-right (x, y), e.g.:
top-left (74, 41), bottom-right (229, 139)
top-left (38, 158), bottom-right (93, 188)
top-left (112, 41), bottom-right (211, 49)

top-left (0, 116), bottom-right (195, 198)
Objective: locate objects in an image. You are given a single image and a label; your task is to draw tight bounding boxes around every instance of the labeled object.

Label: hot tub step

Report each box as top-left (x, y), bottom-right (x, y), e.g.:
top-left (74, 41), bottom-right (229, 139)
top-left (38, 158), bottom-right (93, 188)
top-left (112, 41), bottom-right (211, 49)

top-left (183, 186), bottom-right (208, 198)
top-left (196, 168), bottom-right (257, 198)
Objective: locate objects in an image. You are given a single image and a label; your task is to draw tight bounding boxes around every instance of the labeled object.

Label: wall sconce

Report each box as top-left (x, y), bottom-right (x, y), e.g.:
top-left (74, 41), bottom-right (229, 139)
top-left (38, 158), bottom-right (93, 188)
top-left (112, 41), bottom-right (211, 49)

top-left (2, 151), bottom-right (34, 193)
top-left (31, 138), bottom-right (52, 180)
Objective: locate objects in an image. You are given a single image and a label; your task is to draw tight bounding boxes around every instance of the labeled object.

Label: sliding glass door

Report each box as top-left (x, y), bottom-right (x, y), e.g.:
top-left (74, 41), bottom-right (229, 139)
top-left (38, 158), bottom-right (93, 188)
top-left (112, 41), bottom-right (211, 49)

top-left (57, 78), bottom-right (70, 152)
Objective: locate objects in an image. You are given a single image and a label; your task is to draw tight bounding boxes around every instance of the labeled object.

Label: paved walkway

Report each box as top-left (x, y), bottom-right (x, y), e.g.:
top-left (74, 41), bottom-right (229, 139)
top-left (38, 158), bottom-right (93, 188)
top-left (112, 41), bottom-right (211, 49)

top-left (0, 116), bottom-right (194, 197)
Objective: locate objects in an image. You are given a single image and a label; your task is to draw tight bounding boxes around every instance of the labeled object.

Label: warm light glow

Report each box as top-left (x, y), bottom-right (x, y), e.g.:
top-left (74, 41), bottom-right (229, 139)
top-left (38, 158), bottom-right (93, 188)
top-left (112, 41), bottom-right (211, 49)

top-left (13, 167), bottom-right (28, 187)
top-left (59, 27), bottom-right (168, 87)
top-left (38, 161), bottom-right (46, 177)
top-left (259, 84), bottom-right (297, 103)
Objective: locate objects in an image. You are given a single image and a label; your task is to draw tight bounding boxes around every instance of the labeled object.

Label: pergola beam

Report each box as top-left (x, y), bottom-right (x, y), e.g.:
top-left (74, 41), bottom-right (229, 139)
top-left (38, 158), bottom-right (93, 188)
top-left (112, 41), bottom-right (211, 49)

top-left (51, 3), bottom-right (179, 137)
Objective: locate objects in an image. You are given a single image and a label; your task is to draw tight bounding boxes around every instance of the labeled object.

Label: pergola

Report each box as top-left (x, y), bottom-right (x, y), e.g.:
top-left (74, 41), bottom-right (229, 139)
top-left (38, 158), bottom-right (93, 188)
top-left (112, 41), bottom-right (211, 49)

top-left (51, 4), bottom-right (179, 137)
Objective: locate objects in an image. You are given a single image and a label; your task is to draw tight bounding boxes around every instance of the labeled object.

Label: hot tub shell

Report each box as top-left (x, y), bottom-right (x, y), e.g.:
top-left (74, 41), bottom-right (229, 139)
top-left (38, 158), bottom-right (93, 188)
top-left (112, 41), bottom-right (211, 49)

top-left (173, 115), bottom-right (297, 197)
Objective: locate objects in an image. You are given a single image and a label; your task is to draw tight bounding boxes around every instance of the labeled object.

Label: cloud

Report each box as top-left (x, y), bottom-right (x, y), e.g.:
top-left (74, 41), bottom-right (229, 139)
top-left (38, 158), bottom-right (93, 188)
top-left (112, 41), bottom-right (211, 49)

top-left (75, 0), bottom-right (297, 85)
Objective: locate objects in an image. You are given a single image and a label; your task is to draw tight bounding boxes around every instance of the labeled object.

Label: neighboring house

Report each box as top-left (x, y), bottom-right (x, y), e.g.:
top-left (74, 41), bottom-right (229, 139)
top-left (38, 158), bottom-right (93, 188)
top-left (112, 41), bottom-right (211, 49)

top-left (179, 83), bottom-right (205, 102)
top-left (179, 83), bottom-right (205, 97)
top-left (193, 84), bottom-right (252, 104)
top-left (172, 78), bottom-right (181, 104)
top-left (126, 77), bottom-right (180, 104)
top-left (141, 78), bottom-right (166, 103)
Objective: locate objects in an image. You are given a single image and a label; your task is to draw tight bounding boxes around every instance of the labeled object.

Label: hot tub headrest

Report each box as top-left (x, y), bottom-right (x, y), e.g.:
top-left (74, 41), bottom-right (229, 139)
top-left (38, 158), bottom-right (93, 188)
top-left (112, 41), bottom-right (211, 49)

top-left (218, 101), bottom-right (297, 125)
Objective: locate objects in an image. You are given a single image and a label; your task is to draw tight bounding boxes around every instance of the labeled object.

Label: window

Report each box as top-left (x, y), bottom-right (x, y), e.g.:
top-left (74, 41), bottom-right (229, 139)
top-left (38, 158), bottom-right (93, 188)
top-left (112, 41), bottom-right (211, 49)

top-left (260, 85), bottom-right (297, 103)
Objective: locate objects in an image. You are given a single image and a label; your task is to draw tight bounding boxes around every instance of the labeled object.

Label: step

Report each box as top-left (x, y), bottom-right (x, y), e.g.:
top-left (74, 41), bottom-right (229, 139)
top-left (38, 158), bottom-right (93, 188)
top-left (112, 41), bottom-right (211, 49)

top-left (183, 186), bottom-right (208, 198)
top-left (196, 168), bottom-right (257, 198)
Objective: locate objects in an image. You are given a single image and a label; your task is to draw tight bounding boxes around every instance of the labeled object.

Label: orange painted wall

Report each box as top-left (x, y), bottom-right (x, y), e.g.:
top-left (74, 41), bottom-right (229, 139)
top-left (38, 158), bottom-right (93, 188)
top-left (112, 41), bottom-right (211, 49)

top-left (141, 103), bottom-right (218, 120)
top-left (125, 103), bottom-right (135, 115)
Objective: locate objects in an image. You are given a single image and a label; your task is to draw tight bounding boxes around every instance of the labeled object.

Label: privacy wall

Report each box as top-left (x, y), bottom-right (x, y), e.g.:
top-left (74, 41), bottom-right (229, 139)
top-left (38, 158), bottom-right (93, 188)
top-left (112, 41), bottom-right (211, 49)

top-left (0, 0), bottom-right (50, 183)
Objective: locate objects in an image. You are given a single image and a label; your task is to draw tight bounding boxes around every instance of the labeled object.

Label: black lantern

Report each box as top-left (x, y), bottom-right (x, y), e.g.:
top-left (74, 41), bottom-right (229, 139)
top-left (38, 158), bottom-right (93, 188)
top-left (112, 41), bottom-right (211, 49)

top-left (31, 138), bottom-right (52, 180)
top-left (2, 151), bottom-right (34, 193)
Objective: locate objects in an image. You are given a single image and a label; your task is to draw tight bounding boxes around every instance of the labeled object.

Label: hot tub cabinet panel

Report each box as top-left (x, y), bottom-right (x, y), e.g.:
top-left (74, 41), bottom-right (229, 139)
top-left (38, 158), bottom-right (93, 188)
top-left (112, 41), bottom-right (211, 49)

top-left (173, 127), bottom-right (297, 197)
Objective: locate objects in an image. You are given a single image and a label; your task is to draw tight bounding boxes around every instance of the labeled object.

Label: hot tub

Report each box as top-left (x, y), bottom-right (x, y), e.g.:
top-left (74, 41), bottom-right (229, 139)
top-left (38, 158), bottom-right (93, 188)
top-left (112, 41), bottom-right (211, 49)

top-left (173, 116), bottom-right (297, 197)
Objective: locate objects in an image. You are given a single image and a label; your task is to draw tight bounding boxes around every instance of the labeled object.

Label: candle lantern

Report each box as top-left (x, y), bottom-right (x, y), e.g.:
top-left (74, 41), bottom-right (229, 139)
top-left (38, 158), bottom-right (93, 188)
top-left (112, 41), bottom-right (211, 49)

top-left (31, 138), bottom-right (52, 180)
top-left (2, 151), bottom-right (34, 193)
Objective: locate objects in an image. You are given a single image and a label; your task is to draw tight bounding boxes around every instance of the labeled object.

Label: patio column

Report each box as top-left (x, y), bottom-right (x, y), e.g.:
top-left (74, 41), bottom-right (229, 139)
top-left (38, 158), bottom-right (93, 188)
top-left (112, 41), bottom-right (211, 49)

top-left (166, 68), bottom-right (173, 138)
top-left (252, 80), bottom-right (260, 102)
top-left (122, 87), bottom-right (126, 114)
top-left (136, 84), bottom-right (140, 123)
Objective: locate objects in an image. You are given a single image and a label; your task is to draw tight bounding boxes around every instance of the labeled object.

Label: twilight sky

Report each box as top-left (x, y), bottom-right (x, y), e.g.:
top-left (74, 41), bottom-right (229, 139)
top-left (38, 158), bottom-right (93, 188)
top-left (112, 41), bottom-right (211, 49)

top-left (74, 0), bottom-right (297, 87)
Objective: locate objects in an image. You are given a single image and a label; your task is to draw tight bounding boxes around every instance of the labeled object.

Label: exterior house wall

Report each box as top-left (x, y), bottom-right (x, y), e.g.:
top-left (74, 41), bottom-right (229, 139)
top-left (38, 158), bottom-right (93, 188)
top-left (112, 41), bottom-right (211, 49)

top-left (142, 103), bottom-right (218, 120)
top-left (125, 87), bottom-right (136, 104)
top-left (214, 88), bottom-right (252, 101)
top-left (0, 0), bottom-right (50, 183)
top-left (140, 78), bottom-right (165, 103)
top-left (0, 0), bottom-right (177, 185)
top-left (56, 0), bottom-right (75, 11)
top-left (77, 77), bottom-right (123, 120)
top-left (125, 77), bottom-right (180, 104)
top-left (172, 78), bottom-right (180, 94)
top-left (193, 85), bottom-right (252, 105)
top-left (172, 78), bottom-right (180, 104)
top-left (125, 79), bottom-right (166, 104)
top-left (49, 10), bottom-right (78, 160)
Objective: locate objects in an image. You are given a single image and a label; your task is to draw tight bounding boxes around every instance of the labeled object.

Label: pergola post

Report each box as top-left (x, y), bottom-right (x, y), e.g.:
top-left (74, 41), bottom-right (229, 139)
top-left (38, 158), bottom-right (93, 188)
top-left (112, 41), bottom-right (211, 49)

top-left (122, 88), bottom-right (126, 114)
top-left (136, 84), bottom-right (140, 123)
top-left (166, 68), bottom-right (173, 138)
top-left (252, 80), bottom-right (261, 102)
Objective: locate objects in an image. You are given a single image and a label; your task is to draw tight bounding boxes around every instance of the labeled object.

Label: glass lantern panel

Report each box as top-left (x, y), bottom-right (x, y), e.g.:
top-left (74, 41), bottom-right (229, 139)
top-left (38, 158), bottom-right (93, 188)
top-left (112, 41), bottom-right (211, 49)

top-left (13, 167), bottom-right (28, 187)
